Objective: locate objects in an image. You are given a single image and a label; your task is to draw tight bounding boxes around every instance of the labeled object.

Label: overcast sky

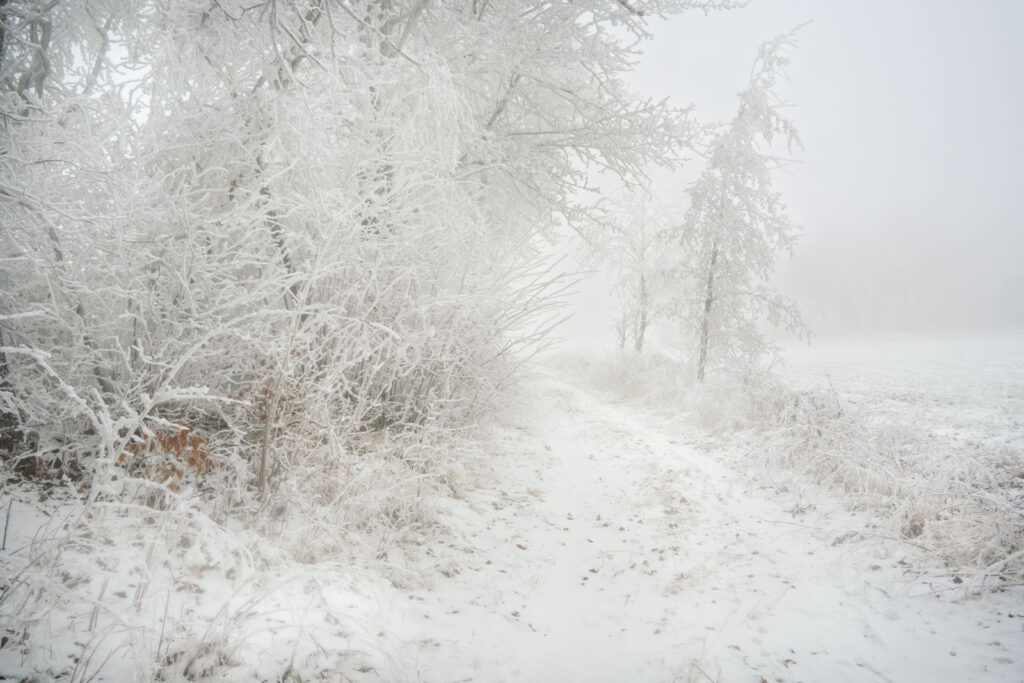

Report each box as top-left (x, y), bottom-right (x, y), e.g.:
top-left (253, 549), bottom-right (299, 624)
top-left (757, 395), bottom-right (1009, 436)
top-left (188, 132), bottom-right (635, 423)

top-left (627, 0), bottom-right (1024, 334)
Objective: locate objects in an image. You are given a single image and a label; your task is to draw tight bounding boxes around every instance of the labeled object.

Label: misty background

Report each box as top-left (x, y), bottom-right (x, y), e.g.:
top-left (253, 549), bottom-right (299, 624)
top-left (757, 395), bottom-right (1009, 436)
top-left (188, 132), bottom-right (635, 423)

top-left (572, 0), bottom-right (1024, 341)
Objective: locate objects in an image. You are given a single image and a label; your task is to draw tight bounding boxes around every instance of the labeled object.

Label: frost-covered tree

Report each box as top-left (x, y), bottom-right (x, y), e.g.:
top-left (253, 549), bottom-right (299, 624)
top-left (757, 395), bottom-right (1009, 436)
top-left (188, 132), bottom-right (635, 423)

top-left (0, 1), bottom-right (731, 495)
top-left (663, 28), bottom-right (807, 382)
top-left (589, 189), bottom-right (674, 353)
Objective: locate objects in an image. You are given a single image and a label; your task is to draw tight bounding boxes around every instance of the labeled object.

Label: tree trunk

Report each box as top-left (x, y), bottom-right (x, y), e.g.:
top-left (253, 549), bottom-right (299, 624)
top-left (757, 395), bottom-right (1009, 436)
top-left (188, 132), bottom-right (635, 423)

top-left (696, 241), bottom-right (718, 382)
top-left (0, 1), bottom-right (7, 75)
top-left (634, 273), bottom-right (648, 353)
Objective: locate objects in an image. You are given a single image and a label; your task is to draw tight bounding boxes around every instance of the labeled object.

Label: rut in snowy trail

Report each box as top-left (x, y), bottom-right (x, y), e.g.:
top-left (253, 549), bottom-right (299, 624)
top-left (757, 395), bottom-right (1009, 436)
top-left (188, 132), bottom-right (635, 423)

top-left (380, 369), bottom-right (1024, 683)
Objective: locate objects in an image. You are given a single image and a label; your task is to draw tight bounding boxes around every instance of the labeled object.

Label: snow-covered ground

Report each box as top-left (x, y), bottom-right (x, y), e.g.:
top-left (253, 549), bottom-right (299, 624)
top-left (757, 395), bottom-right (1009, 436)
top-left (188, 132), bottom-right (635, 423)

top-left (3, 332), bottom-right (1023, 681)
top-left (777, 330), bottom-right (1024, 456)
top-left (388, 364), bottom-right (1023, 682)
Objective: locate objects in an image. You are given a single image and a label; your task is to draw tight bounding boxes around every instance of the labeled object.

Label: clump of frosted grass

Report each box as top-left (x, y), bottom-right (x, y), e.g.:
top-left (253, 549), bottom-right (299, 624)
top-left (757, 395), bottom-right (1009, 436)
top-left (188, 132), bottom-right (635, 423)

top-left (557, 348), bottom-right (1024, 582)
top-left (724, 375), bottom-right (1024, 582)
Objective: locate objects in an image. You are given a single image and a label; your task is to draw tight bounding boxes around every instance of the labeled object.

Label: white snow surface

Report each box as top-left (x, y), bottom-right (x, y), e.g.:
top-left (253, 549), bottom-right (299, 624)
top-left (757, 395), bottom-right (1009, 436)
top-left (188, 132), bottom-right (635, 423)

top-left (777, 331), bottom-right (1024, 454)
top-left (3, 336), bottom-right (1023, 681)
top-left (385, 368), bottom-right (1023, 682)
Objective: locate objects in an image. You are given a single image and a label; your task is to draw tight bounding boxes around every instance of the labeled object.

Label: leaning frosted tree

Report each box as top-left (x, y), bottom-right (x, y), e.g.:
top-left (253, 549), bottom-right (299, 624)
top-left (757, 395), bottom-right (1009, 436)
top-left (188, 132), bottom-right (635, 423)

top-left (663, 29), bottom-right (807, 382)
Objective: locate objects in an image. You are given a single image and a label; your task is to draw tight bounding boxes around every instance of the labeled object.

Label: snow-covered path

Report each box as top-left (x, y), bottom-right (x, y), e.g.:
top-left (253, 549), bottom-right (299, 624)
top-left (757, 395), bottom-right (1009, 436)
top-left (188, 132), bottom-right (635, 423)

top-left (385, 370), bottom-right (1023, 682)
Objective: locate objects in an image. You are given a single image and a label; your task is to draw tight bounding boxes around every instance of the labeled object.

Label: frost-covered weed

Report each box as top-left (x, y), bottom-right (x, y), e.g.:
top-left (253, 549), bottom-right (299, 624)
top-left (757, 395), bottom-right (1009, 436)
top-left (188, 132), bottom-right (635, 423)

top-left (248, 425), bottom-right (484, 574)
top-left (0, 471), bottom-right (428, 681)
top-left (0, 484), bottom-right (249, 681)
top-left (549, 348), bottom-right (689, 411)
top-left (558, 348), bottom-right (1024, 581)
top-left (726, 376), bottom-right (1024, 580)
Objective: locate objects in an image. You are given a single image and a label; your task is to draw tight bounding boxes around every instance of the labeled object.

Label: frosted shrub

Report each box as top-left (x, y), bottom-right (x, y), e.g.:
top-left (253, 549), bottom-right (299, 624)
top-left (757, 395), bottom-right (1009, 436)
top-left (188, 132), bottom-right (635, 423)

top-left (549, 347), bottom-right (688, 411)
top-left (1, 0), bottom-right (713, 569)
top-left (561, 344), bottom-right (1024, 581)
top-left (738, 377), bottom-right (1024, 580)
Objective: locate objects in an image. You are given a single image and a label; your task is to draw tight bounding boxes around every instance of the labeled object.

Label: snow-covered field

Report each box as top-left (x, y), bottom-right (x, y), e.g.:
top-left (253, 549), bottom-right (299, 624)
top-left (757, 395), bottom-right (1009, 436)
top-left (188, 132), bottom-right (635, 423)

top-left (766, 331), bottom-right (1024, 577)
top-left (778, 330), bottom-right (1024, 456)
top-left (3, 332), bottom-right (1023, 681)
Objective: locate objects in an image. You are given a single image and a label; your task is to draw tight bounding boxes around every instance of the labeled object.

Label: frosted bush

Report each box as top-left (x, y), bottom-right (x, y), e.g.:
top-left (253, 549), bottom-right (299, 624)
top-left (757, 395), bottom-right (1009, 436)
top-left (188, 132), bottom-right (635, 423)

top-left (737, 377), bottom-right (1024, 580)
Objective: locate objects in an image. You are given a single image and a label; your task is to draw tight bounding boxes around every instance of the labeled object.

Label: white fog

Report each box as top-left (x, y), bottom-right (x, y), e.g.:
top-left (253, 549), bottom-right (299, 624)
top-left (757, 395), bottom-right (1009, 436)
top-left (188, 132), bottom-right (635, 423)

top-left (625, 0), bottom-right (1024, 335)
top-left (1, 2), bottom-right (1021, 682)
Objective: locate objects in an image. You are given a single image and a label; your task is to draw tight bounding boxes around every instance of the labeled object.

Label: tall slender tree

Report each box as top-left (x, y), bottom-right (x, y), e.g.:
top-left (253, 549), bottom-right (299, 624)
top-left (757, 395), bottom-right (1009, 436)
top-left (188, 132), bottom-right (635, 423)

top-left (663, 28), bottom-right (808, 382)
